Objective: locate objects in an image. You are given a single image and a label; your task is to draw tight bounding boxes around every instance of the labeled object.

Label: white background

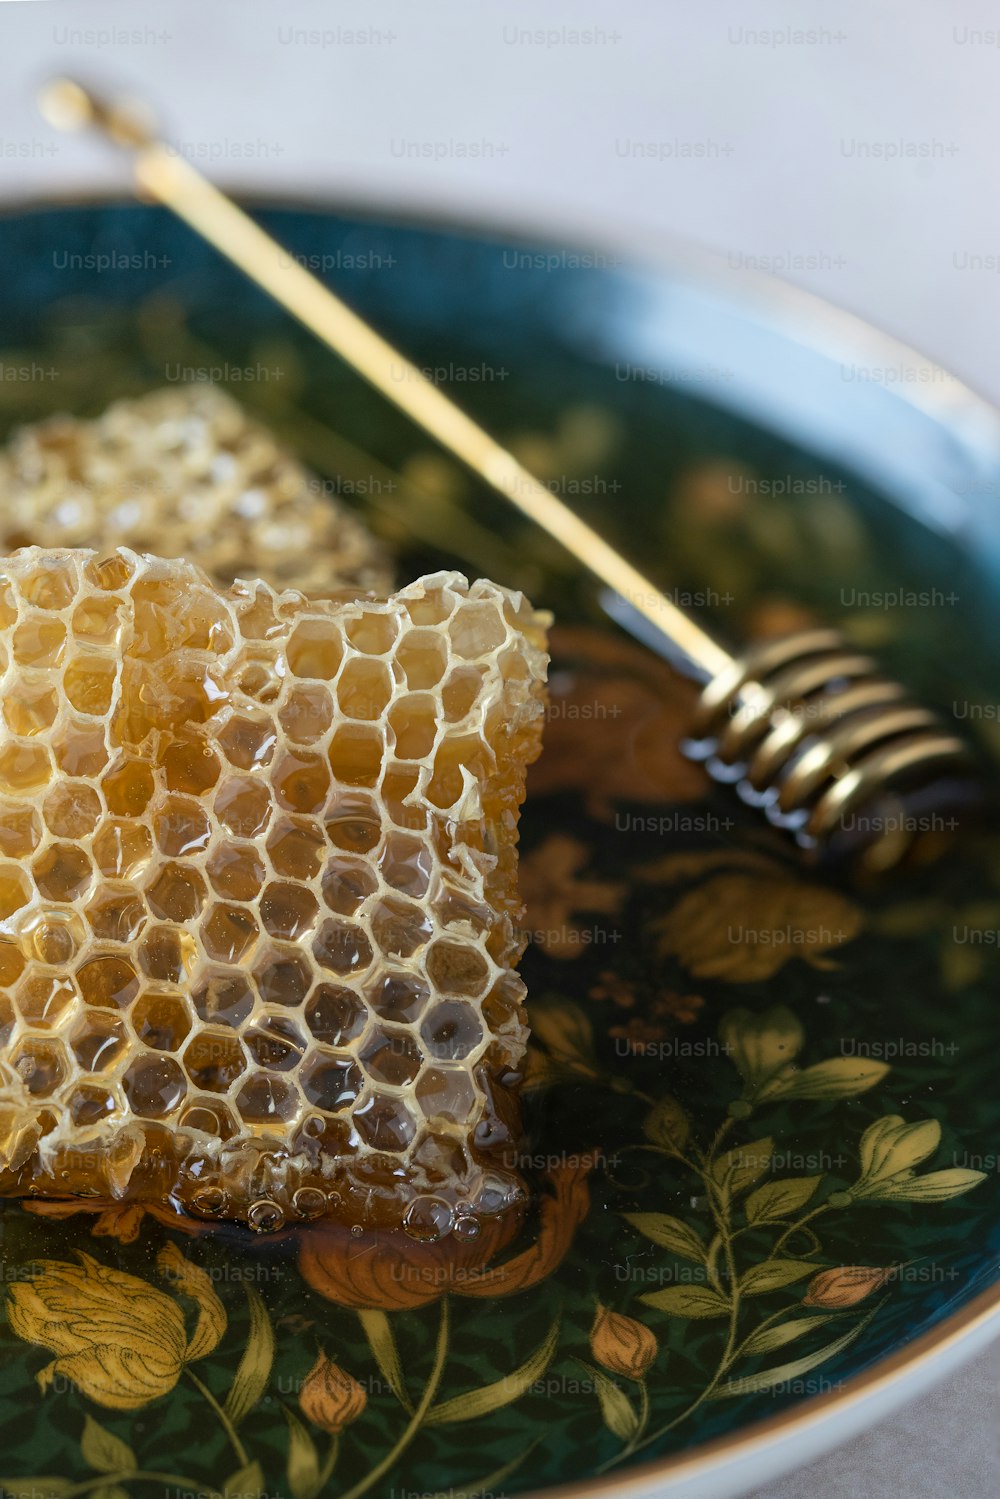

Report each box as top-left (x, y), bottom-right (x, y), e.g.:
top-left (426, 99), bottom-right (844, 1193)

top-left (0, 1), bottom-right (998, 1495)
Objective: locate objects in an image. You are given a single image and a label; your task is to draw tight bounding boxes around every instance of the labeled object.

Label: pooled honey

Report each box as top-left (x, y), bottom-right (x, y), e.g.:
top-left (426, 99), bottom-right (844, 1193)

top-left (0, 547), bottom-right (548, 1234)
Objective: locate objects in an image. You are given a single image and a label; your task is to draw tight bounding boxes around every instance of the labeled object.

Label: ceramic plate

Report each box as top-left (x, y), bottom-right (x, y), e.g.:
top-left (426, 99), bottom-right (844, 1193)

top-left (0, 202), bottom-right (998, 1499)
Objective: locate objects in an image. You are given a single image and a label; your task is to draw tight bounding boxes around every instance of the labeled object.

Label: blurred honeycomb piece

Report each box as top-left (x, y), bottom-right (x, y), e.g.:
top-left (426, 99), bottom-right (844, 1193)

top-left (0, 547), bottom-right (548, 1234)
top-left (0, 384), bottom-right (391, 597)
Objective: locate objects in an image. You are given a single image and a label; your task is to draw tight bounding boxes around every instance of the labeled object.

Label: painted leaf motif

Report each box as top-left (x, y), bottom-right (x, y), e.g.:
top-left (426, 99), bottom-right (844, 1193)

top-left (740, 1314), bottom-right (837, 1357)
top-left (875, 1168), bottom-right (986, 1202)
top-left (80, 1417), bottom-right (137, 1476)
top-left (157, 1243), bottom-right (226, 1362)
top-left (713, 1137), bottom-right (774, 1195)
top-left (224, 1461), bottom-right (264, 1499)
top-left (857, 1116), bottom-right (940, 1189)
top-left (740, 1259), bottom-right (820, 1295)
top-left (623, 1212), bottom-right (707, 1262)
top-left (639, 1285), bottom-right (730, 1318)
top-left (588, 1363), bottom-right (640, 1443)
top-left (654, 875), bottom-right (861, 980)
top-left (774, 1057), bottom-right (889, 1102)
top-left (718, 1006), bottom-right (804, 1090)
top-left (223, 1286), bottom-right (275, 1427)
top-left (423, 1317), bottom-right (560, 1425)
top-left (357, 1307), bottom-right (412, 1411)
top-left (711, 1311), bottom-right (875, 1397)
top-left (283, 1407), bottom-right (321, 1499)
top-left (744, 1177), bottom-right (821, 1224)
top-left (643, 1096), bottom-right (691, 1155)
top-left (527, 997), bottom-right (597, 1070)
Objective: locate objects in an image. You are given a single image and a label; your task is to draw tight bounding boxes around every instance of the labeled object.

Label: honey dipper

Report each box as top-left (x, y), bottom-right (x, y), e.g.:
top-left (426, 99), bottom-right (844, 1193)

top-left (38, 79), bottom-right (981, 871)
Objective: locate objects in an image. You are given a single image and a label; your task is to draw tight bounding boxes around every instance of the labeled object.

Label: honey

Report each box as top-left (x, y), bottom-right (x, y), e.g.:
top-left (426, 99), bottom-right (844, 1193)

top-left (0, 546), bottom-right (548, 1233)
top-left (0, 385), bottom-right (391, 597)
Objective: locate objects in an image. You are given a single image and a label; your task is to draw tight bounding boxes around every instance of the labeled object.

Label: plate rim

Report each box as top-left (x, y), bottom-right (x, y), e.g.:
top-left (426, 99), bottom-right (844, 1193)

top-left (0, 189), bottom-right (997, 1495)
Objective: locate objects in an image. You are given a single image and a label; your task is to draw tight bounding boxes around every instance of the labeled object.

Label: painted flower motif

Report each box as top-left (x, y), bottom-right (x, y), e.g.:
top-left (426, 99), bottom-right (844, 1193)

top-left (299, 1157), bottom-right (594, 1310)
top-left (299, 1352), bottom-right (367, 1433)
top-left (6, 1244), bottom-right (225, 1410)
top-left (654, 874), bottom-right (862, 981)
top-left (802, 1266), bottom-right (893, 1308)
top-left (518, 833), bottom-right (625, 960)
top-left (850, 1116), bottom-right (986, 1203)
top-left (21, 1199), bottom-right (210, 1243)
top-left (590, 1304), bottom-right (657, 1380)
top-left (719, 1005), bottom-right (888, 1104)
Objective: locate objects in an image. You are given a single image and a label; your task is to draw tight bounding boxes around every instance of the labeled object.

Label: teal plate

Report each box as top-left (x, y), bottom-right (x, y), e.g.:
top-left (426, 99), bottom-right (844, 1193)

top-left (0, 201), bottom-right (998, 1499)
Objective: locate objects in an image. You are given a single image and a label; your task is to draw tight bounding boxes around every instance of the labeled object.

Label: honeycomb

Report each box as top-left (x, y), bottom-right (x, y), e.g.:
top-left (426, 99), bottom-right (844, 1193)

top-left (0, 546), bottom-right (548, 1235)
top-left (0, 384), bottom-right (391, 597)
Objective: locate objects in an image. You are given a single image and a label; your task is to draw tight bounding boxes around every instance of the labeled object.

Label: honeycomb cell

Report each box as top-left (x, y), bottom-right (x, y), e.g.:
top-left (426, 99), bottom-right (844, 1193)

top-left (267, 819), bottom-right (325, 881)
top-left (68, 1084), bottom-right (119, 1127)
top-left (0, 865), bottom-right (33, 921)
top-left (43, 783), bottom-right (103, 839)
top-left (202, 903), bottom-right (259, 965)
top-left (84, 553), bottom-right (136, 592)
top-left (0, 742), bottom-right (52, 795)
top-left (244, 1016), bottom-right (306, 1072)
top-left (0, 803), bottom-right (41, 858)
top-left (191, 971), bottom-right (255, 1029)
top-left (416, 1067), bottom-right (478, 1125)
top-left (304, 984), bottom-right (367, 1046)
top-left (163, 739), bottom-right (221, 796)
top-left (93, 819), bottom-right (154, 881)
top-left (367, 971), bottom-right (431, 1024)
top-left (178, 1100), bottom-right (239, 1141)
top-left (388, 697), bottom-right (438, 761)
top-left (12, 615), bottom-right (67, 668)
top-left (63, 656), bottom-right (116, 717)
top-left (102, 758), bottom-right (155, 817)
top-left (4, 682), bottom-right (59, 737)
top-left (286, 619), bottom-right (343, 680)
top-left (353, 1094), bottom-right (416, 1152)
top-left (122, 1053), bottom-right (187, 1118)
top-left (254, 948), bottom-right (312, 1007)
top-left (86, 885), bottom-right (147, 944)
top-left (441, 668), bottom-right (485, 723)
top-left (0, 992), bottom-right (15, 1046)
top-left (206, 843), bottom-right (266, 902)
top-left (337, 657), bottom-right (392, 720)
top-left (20, 558), bottom-right (78, 611)
top-left (235, 1073), bottom-right (300, 1125)
top-left (421, 1001), bottom-right (484, 1063)
top-left (217, 715), bottom-right (278, 771)
top-left (138, 925), bottom-right (197, 985)
top-left (313, 920), bottom-right (373, 977)
top-left (75, 956), bottom-right (141, 1010)
top-left (449, 602), bottom-right (506, 658)
top-left (19, 909), bottom-right (85, 967)
top-left (378, 833), bottom-right (433, 898)
top-left (54, 721), bottom-right (109, 778)
top-left (72, 595), bottom-right (124, 647)
top-left (69, 1012), bottom-right (129, 1072)
top-left (371, 897), bottom-right (433, 960)
top-left (360, 1027), bottom-right (423, 1087)
top-left (395, 629), bottom-right (448, 689)
top-left (15, 973), bottom-right (77, 1029)
top-left (327, 724), bottom-right (384, 787)
top-left (325, 794), bottom-right (380, 853)
top-left (12, 1037), bottom-right (68, 1097)
top-left (154, 797), bottom-right (212, 858)
top-left (300, 1052), bottom-right (364, 1112)
top-left (215, 777), bottom-right (272, 839)
top-left (146, 864), bottom-right (208, 923)
top-left (320, 857), bottom-right (378, 917)
top-left (278, 684), bottom-right (333, 744)
top-left (0, 940), bottom-right (25, 989)
top-left (425, 940), bottom-right (490, 998)
top-left (33, 844), bottom-right (95, 905)
top-left (183, 1030), bottom-right (247, 1092)
top-left (260, 883), bottom-right (319, 942)
top-left (273, 751), bottom-right (330, 815)
top-left (132, 992), bottom-right (193, 1051)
